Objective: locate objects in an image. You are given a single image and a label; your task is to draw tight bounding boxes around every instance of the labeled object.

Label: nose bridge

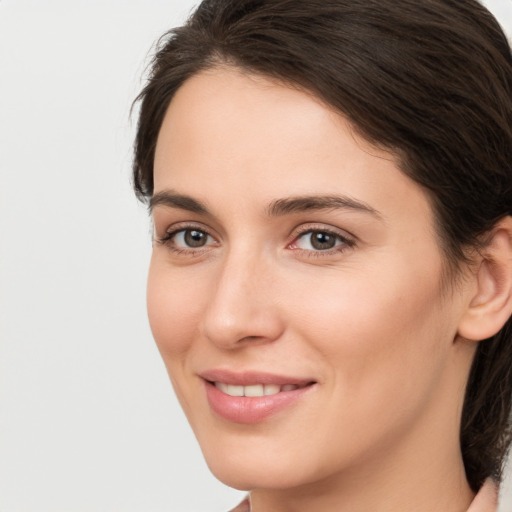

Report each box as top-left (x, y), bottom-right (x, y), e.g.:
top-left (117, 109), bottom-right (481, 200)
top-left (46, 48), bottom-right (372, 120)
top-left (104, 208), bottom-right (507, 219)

top-left (201, 244), bottom-right (283, 348)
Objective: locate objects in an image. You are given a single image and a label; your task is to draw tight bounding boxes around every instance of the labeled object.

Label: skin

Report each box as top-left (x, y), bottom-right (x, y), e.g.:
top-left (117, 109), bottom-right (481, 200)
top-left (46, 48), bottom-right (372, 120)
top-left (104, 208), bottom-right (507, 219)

top-left (148, 67), bottom-right (479, 512)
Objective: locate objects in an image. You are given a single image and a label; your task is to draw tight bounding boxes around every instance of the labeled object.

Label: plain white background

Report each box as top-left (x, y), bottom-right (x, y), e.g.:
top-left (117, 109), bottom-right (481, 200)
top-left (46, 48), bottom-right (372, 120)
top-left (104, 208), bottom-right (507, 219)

top-left (0, 1), bottom-right (511, 511)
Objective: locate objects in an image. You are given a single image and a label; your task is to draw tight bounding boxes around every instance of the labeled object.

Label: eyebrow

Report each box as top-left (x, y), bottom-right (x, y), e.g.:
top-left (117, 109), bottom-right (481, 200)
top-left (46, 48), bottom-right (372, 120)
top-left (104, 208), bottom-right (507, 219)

top-left (149, 191), bottom-right (209, 215)
top-left (149, 190), bottom-right (382, 219)
top-left (266, 195), bottom-right (381, 218)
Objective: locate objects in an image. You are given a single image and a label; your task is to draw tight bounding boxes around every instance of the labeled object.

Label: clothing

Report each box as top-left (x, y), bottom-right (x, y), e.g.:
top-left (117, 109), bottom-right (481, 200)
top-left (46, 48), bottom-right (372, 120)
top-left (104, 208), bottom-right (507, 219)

top-left (228, 478), bottom-right (499, 512)
top-left (229, 497), bottom-right (250, 512)
top-left (467, 479), bottom-right (499, 512)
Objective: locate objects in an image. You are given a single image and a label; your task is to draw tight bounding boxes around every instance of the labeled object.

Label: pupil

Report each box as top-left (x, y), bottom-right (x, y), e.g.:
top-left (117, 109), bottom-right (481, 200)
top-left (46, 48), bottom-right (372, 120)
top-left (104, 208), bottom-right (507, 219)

top-left (185, 230), bottom-right (206, 247)
top-left (311, 231), bottom-right (335, 250)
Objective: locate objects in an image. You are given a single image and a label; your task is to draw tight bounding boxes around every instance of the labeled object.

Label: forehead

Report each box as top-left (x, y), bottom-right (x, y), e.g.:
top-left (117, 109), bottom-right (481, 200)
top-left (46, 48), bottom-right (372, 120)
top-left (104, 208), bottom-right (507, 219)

top-left (154, 67), bottom-right (353, 179)
top-left (153, 66), bottom-right (433, 228)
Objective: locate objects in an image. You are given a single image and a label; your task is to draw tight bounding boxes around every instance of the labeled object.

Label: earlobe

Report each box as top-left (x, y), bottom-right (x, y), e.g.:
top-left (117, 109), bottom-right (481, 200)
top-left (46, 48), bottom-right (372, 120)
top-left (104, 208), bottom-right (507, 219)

top-left (457, 216), bottom-right (512, 342)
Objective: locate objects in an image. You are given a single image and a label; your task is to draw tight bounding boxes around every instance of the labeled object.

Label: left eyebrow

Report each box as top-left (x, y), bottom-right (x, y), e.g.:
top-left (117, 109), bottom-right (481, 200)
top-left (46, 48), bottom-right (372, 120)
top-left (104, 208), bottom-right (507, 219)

top-left (266, 195), bottom-right (382, 219)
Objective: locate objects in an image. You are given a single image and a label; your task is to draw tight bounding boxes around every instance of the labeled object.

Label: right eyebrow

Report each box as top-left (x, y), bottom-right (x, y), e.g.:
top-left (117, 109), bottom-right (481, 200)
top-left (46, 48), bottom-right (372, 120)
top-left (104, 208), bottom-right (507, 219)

top-left (149, 190), bottom-right (210, 215)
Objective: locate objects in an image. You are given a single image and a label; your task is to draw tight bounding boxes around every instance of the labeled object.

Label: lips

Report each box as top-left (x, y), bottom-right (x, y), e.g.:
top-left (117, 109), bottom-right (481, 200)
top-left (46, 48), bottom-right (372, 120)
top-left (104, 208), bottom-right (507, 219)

top-left (201, 369), bottom-right (316, 424)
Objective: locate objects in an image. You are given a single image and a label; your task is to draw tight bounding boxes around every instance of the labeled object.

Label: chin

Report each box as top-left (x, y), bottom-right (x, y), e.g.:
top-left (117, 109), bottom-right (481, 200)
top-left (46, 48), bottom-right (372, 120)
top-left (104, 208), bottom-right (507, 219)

top-left (206, 459), bottom-right (304, 491)
top-left (198, 436), bottom-right (327, 491)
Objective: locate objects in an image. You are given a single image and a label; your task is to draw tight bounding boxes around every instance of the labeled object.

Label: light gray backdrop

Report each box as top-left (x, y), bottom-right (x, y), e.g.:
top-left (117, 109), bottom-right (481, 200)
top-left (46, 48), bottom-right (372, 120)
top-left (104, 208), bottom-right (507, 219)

top-left (0, 1), bottom-right (511, 511)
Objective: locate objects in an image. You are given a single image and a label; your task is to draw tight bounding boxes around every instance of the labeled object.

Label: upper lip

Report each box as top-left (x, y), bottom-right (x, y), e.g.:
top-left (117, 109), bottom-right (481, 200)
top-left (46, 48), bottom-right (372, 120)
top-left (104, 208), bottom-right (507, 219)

top-left (200, 369), bottom-right (316, 387)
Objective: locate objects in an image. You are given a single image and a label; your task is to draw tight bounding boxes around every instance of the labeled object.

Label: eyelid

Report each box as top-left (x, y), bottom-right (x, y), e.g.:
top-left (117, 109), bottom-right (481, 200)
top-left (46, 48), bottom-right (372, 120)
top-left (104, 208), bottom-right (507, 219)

top-left (155, 221), bottom-right (219, 247)
top-left (154, 220), bottom-right (356, 259)
top-left (288, 223), bottom-right (356, 243)
top-left (287, 223), bottom-right (357, 255)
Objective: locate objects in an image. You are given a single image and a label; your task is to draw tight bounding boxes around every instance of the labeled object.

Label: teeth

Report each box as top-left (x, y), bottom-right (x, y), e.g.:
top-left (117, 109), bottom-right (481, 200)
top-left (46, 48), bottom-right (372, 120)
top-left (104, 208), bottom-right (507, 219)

top-left (226, 384), bottom-right (244, 397)
top-left (264, 384), bottom-right (280, 396)
top-left (216, 382), bottom-right (229, 394)
top-left (244, 384), bottom-right (264, 397)
top-left (214, 382), bottom-right (302, 396)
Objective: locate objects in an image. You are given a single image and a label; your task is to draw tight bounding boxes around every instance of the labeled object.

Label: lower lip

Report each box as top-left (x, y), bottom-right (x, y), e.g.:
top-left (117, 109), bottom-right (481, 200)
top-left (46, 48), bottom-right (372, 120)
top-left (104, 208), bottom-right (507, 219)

top-left (204, 381), bottom-right (315, 424)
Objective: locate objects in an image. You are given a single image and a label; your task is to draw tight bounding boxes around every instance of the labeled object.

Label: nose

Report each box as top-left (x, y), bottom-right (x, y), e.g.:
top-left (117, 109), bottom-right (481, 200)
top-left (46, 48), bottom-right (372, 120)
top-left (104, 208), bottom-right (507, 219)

top-left (200, 250), bottom-right (285, 349)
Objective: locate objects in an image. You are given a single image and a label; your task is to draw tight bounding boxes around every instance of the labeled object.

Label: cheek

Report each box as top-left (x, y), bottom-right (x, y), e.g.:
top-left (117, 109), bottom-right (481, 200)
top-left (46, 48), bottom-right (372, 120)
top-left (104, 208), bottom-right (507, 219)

top-left (286, 255), bottom-right (446, 347)
top-left (146, 255), bottom-right (204, 360)
top-left (285, 256), bottom-right (451, 423)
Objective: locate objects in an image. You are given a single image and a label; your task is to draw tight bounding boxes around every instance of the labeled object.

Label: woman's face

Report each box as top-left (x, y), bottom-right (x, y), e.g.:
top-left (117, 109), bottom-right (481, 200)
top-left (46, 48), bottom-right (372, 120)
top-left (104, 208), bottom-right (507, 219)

top-left (149, 67), bottom-right (474, 491)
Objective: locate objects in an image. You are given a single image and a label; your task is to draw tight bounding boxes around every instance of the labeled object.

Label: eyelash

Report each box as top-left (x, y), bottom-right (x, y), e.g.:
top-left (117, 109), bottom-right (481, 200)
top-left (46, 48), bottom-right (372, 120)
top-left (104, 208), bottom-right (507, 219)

top-left (289, 225), bottom-right (356, 257)
top-left (156, 224), bottom-right (216, 257)
top-left (156, 223), bottom-right (356, 258)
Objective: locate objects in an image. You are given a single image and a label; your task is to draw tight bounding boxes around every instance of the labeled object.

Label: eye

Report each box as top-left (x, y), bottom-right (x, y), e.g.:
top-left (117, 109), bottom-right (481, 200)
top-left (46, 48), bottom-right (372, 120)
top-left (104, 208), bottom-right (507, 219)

top-left (297, 231), bottom-right (340, 250)
top-left (174, 229), bottom-right (212, 248)
top-left (289, 228), bottom-right (355, 254)
top-left (158, 226), bottom-right (217, 251)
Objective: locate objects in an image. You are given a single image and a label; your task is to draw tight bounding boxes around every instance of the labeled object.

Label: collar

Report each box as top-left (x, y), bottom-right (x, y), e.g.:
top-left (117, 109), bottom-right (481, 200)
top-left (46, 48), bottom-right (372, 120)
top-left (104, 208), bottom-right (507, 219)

top-left (467, 479), bottom-right (499, 512)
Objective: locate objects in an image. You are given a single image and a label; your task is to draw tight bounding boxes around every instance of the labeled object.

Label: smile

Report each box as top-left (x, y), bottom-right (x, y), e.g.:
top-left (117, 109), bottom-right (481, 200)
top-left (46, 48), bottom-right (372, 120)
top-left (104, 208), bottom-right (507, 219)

top-left (213, 382), bottom-right (307, 397)
top-left (201, 371), bottom-right (316, 424)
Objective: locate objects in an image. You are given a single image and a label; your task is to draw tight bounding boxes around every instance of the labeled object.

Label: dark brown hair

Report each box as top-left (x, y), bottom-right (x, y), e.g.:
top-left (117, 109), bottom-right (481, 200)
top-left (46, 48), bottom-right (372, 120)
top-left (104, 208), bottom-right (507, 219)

top-left (132, 0), bottom-right (512, 492)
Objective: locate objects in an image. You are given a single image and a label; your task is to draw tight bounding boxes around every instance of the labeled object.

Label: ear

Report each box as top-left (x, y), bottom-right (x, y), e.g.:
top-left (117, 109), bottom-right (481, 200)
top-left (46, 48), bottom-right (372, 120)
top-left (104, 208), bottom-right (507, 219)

top-left (457, 216), bottom-right (512, 342)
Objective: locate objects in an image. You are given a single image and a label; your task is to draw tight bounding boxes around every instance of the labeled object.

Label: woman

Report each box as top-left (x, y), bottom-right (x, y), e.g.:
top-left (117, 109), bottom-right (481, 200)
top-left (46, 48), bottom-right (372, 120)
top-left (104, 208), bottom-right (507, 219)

top-left (132, 1), bottom-right (512, 510)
